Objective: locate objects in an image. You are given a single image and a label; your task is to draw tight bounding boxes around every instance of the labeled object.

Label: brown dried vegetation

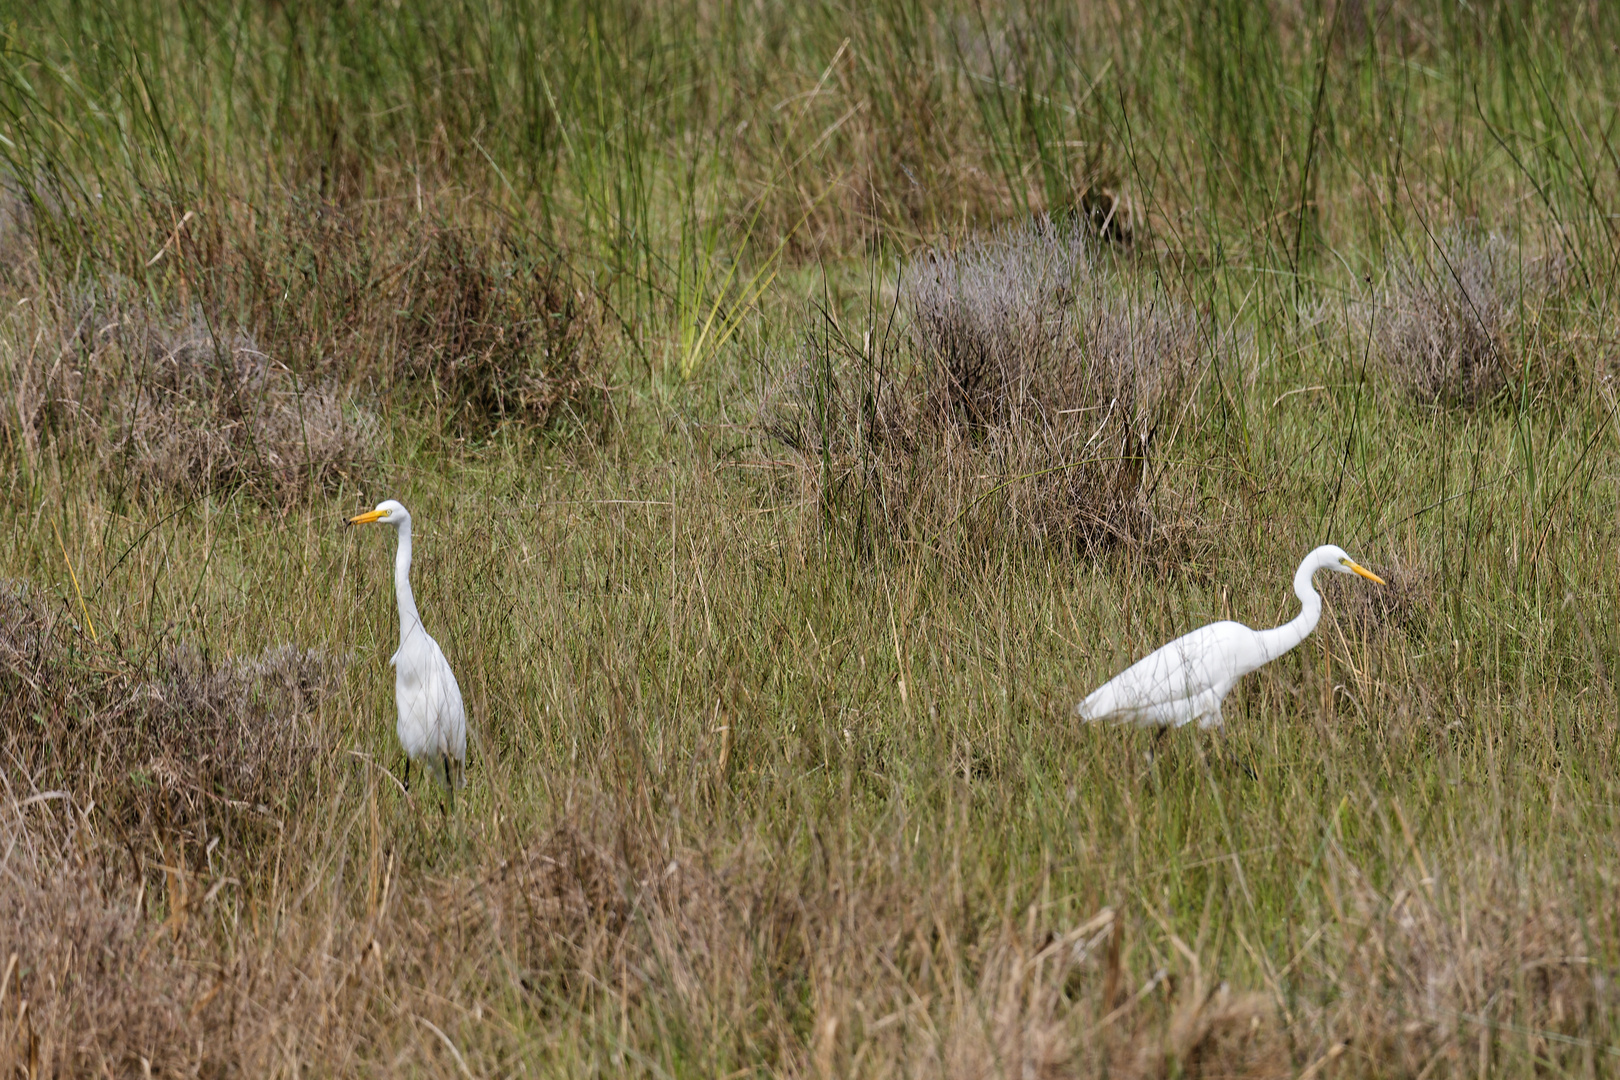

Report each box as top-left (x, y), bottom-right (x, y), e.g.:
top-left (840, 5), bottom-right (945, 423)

top-left (48, 295), bottom-right (375, 503)
top-left (3, 770), bottom-right (1609, 1078)
top-left (1372, 230), bottom-right (1565, 407)
top-left (0, 579), bottom-right (342, 855)
top-left (1324, 555), bottom-right (1435, 643)
top-left (1319, 860), bottom-right (1603, 1078)
top-left (3, 197), bottom-right (605, 504)
top-left (211, 198), bottom-right (605, 431)
top-left (762, 219), bottom-right (1205, 554)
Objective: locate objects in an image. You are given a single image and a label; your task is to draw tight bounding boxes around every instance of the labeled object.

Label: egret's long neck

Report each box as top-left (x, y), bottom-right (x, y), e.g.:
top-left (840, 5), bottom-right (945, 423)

top-left (393, 519), bottom-right (422, 637)
top-left (1252, 557), bottom-right (1323, 664)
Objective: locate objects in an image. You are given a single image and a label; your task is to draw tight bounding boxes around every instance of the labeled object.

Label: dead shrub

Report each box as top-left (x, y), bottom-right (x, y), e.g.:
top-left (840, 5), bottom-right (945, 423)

top-left (4, 197), bottom-right (605, 499)
top-left (7, 287), bottom-right (378, 503)
top-left (487, 822), bottom-right (634, 990)
top-left (1374, 229), bottom-right (1562, 405)
top-left (135, 642), bottom-right (345, 809)
top-left (115, 321), bottom-right (376, 503)
top-left (0, 579), bottom-right (344, 854)
top-left (208, 197), bottom-right (605, 435)
top-left (761, 218), bottom-right (1203, 553)
top-left (1323, 555), bottom-right (1434, 642)
top-left (395, 224), bottom-right (603, 429)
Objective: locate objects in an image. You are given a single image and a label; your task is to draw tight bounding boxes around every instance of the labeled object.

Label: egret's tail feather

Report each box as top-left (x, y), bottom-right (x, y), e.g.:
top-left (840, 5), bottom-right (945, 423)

top-left (1076, 693), bottom-right (1112, 722)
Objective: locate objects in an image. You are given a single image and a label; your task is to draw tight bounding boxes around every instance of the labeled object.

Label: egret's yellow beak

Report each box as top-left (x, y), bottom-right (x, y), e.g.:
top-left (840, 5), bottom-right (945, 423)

top-left (349, 509), bottom-right (386, 526)
top-left (1346, 561), bottom-right (1386, 585)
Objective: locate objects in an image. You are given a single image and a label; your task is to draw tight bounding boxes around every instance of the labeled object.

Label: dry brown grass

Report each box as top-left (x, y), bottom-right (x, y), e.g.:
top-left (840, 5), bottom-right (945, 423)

top-left (4, 771), bottom-right (1606, 1078)
top-left (1308, 850), bottom-right (1606, 1079)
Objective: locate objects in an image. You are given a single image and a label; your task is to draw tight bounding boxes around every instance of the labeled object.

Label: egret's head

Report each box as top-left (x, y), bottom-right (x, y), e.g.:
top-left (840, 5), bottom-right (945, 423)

top-left (1319, 544), bottom-right (1385, 584)
top-left (348, 499), bottom-right (410, 528)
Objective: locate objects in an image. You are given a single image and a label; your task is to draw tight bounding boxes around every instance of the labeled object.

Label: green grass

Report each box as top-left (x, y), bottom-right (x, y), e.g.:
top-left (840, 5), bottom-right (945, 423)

top-left (2, 0), bottom-right (1619, 1076)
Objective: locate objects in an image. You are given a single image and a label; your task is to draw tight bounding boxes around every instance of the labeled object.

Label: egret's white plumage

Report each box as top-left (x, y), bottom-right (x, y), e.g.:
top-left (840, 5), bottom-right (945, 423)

top-left (1078, 545), bottom-right (1384, 729)
top-left (350, 500), bottom-right (467, 790)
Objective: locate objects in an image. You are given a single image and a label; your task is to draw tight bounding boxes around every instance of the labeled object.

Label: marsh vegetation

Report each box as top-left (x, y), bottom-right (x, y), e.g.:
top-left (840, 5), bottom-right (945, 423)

top-left (1, 0), bottom-right (1618, 1075)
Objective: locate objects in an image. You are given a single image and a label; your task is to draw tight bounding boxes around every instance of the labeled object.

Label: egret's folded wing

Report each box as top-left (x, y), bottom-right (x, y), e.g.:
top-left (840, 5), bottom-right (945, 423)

top-left (423, 636), bottom-right (468, 762)
top-left (1079, 622), bottom-right (1250, 719)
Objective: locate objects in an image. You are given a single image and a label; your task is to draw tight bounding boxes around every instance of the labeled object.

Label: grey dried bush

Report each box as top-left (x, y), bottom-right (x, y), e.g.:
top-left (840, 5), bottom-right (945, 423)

top-left (5, 205), bottom-right (607, 494)
top-left (1374, 230), bottom-right (1561, 405)
top-left (19, 289), bottom-right (381, 503)
top-left (762, 218), bottom-right (1203, 553)
top-left (121, 328), bottom-right (374, 502)
top-left (0, 579), bottom-right (344, 850)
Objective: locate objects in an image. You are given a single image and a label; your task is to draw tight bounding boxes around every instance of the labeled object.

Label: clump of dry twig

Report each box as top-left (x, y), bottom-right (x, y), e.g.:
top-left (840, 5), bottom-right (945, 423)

top-left (762, 218), bottom-right (1204, 553)
top-left (1324, 554), bottom-right (1434, 642)
top-left (393, 222), bottom-right (604, 428)
top-left (7, 287), bottom-right (378, 502)
top-left (0, 579), bottom-right (344, 849)
top-left (2, 200), bottom-right (608, 504)
top-left (1373, 229), bottom-right (1562, 405)
top-left (204, 197), bottom-right (607, 436)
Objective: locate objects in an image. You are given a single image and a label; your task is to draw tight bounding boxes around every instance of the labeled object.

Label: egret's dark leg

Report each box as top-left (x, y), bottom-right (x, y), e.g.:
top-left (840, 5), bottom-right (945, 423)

top-left (1145, 724), bottom-right (1169, 764)
top-left (444, 753), bottom-right (454, 813)
top-left (1233, 736), bottom-right (1258, 780)
top-left (402, 756), bottom-right (412, 792)
top-left (1215, 727), bottom-right (1256, 780)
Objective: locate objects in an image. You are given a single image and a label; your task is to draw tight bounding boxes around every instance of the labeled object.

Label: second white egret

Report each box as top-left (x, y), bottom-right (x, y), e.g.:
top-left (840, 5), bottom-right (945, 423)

top-left (1077, 544), bottom-right (1384, 730)
top-left (350, 500), bottom-right (467, 794)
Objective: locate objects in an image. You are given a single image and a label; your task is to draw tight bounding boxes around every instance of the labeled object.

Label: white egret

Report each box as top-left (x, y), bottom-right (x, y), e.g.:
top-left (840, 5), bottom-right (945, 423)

top-left (1077, 545), bottom-right (1384, 730)
top-left (349, 500), bottom-right (467, 794)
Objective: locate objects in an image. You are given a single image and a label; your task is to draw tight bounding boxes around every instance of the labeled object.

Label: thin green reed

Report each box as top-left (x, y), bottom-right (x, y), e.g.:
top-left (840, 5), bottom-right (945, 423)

top-left (4, 0), bottom-right (1619, 333)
